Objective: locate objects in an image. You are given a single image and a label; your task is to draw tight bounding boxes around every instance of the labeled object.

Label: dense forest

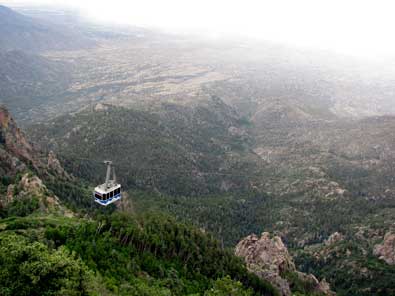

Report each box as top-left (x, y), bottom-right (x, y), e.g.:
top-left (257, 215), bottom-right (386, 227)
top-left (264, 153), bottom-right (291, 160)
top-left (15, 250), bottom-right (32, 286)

top-left (28, 105), bottom-right (264, 196)
top-left (0, 168), bottom-right (279, 295)
top-left (0, 205), bottom-right (277, 295)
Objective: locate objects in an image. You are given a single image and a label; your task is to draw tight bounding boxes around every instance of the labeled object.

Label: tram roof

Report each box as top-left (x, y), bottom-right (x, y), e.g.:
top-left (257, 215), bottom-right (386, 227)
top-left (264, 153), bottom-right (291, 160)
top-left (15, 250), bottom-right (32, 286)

top-left (94, 183), bottom-right (121, 194)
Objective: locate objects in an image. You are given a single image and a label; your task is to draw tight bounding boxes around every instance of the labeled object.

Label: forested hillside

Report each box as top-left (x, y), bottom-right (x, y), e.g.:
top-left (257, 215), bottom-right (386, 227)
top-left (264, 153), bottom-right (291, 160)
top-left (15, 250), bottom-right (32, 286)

top-left (29, 103), bottom-right (263, 196)
top-left (0, 213), bottom-right (278, 296)
top-left (29, 102), bottom-right (395, 295)
top-left (0, 106), bottom-right (280, 295)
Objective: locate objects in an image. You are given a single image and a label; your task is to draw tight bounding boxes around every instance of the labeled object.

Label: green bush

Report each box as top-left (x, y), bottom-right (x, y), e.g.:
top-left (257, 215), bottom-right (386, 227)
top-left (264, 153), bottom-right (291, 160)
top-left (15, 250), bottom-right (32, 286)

top-left (6, 196), bottom-right (40, 217)
top-left (204, 276), bottom-right (253, 296)
top-left (0, 233), bottom-right (92, 296)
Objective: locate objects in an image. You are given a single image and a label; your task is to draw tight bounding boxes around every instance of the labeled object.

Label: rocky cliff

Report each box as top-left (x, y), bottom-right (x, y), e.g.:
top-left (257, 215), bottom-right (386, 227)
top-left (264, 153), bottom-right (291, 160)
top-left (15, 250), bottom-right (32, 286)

top-left (0, 105), bottom-right (36, 170)
top-left (235, 232), bottom-right (333, 296)
top-left (0, 105), bottom-right (70, 214)
top-left (0, 105), bottom-right (70, 178)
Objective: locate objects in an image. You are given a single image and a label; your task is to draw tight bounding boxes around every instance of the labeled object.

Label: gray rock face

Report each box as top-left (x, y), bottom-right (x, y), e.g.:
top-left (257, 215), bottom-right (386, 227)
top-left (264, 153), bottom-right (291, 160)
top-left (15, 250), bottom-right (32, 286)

top-left (235, 232), bottom-right (334, 296)
top-left (0, 106), bottom-right (70, 179)
top-left (47, 150), bottom-right (71, 180)
top-left (235, 232), bottom-right (294, 295)
top-left (235, 232), bottom-right (295, 274)
top-left (374, 232), bottom-right (395, 265)
top-left (1, 173), bottom-right (61, 212)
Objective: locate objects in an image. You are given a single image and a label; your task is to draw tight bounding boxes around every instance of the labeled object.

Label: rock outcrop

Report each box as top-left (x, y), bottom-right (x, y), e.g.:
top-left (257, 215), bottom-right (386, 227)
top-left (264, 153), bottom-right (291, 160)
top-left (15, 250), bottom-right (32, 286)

top-left (374, 232), bottom-right (395, 265)
top-left (0, 105), bottom-right (37, 167)
top-left (0, 106), bottom-right (72, 215)
top-left (235, 232), bottom-right (334, 296)
top-left (47, 150), bottom-right (71, 180)
top-left (0, 105), bottom-right (69, 178)
top-left (3, 173), bottom-right (61, 212)
top-left (324, 232), bottom-right (344, 246)
top-left (1, 172), bottom-right (75, 217)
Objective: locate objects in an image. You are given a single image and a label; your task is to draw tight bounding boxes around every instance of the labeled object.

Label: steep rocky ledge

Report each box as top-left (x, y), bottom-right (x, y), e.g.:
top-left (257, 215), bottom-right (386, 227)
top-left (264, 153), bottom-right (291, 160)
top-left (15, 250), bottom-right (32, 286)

top-left (0, 105), bottom-right (70, 178)
top-left (0, 105), bottom-right (36, 170)
top-left (2, 173), bottom-right (73, 216)
top-left (235, 232), bottom-right (334, 296)
top-left (0, 105), bottom-right (71, 214)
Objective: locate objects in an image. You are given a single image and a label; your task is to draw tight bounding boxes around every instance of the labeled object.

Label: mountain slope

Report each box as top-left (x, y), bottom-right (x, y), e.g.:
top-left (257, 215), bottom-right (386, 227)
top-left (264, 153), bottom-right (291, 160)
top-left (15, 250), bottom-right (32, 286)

top-left (0, 5), bottom-right (93, 52)
top-left (0, 104), bottom-right (97, 213)
top-left (0, 107), bottom-right (279, 296)
top-left (29, 102), bottom-right (264, 196)
top-left (0, 212), bottom-right (279, 296)
top-left (0, 104), bottom-right (64, 176)
top-left (0, 105), bottom-right (74, 215)
top-left (0, 50), bottom-right (71, 121)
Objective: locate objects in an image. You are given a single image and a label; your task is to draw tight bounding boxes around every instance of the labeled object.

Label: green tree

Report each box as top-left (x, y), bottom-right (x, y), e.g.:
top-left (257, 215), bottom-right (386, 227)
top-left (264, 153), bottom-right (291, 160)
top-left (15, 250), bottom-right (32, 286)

top-left (204, 276), bottom-right (253, 296)
top-left (0, 233), bottom-right (91, 296)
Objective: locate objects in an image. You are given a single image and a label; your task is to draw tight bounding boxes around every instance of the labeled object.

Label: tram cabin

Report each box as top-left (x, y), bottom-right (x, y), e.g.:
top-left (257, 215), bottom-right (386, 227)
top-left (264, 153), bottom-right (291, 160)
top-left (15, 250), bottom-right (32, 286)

top-left (94, 183), bottom-right (122, 206)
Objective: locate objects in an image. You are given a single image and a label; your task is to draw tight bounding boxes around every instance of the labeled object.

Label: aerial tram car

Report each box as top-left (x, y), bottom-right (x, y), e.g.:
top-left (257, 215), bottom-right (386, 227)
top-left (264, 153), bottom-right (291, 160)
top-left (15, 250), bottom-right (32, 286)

top-left (94, 161), bottom-right (122, 206)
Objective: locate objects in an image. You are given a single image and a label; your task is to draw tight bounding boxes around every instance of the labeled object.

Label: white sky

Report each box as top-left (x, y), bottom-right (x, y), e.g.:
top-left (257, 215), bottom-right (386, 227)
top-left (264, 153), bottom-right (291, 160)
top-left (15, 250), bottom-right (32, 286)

top-left (3, 0), bottom-right (395, 58)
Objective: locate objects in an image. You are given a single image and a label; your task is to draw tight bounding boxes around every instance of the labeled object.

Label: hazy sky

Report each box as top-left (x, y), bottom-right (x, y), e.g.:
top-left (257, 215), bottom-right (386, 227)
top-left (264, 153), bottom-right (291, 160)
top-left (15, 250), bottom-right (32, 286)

top-left (4, 0), bottom-right (395, 58)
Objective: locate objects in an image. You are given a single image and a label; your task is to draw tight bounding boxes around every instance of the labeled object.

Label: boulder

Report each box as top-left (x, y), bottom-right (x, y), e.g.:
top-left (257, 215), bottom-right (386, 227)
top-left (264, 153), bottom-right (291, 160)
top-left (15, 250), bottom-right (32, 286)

top-left (235, 232), bottom-right (334, 296)
top-left (374, 232), bottom-right (395, 265)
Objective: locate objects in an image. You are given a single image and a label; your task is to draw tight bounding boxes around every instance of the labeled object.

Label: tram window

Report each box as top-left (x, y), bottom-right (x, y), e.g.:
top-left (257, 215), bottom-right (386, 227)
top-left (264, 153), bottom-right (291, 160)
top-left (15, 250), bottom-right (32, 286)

top-left (103, 194), bottom-right (107, 200)
top-left (95, 193), bottom-right (101, 199)
top-left (110, 191), bottom-right (113, 198)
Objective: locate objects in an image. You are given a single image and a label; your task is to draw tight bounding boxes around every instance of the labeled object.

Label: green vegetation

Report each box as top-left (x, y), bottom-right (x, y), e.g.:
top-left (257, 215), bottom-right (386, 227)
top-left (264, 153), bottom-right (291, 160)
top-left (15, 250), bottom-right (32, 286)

top-left (0, 210), bottom-right (277, 296)
top-left (204, 276), bottom-right (253, 296)
top-left (130, 188), bottom-right (395, 248)
top-left (0, 233), bottom-right (91, 296)
top-left (21, 102), bottom-right (395, 296)
top-left (44, 178), bottom-right (96, 212)
top-left (129, 189), bottom-right (395, 295)
top-left (2, 195), bottom-right (39, 217)
top-left (29, 105), bottom-right (263, 196)
top-left (131, 190), bottom-right (270, 247)
top-left (295, 240), bottom-right (395, 295)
